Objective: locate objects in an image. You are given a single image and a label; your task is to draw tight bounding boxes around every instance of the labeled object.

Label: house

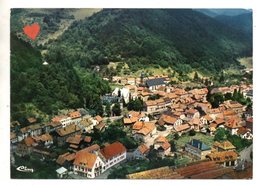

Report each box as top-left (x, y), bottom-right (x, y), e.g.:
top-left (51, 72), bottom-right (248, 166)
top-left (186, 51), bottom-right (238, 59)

top-left (200, 115), bottom-right (213, 125)
top-left (32, 133), bottom-right (53, 147)
top-left (225, 118), bottom-right (241, 135)
top-left (79, 144), bottom-right (101, 154)
top-left (186, 108), bottom-right (200, 119)
top-left (100, 141), bottom-right (127, 170)
top-left (154, 136), bottom-right (171, 157)
top-left (133, 122), bottom-right (157, 142)
top-left (73, 151), bottom-right (105, 178)
top-left (145, 78), bottom-right (166, 91)
top-left (139, 91), bottom-right (151, 101)
top-left (185, 139), bottom-right (211, 160)
top-left (47, 122), bottom-right (63, 133)
top-left (56, 167), bottom-right (68, 178)
top-left (174, 124), bottom-right (190, 136)
top-left (123, 111), bottom-right (148, 126)
top-left (66, 134), bottom-right (82, 151)
top-left (144, 98), bottom-right (171, 115)
top-left (196, 102), bottom-right (212, 114)
top-left (212, 118), bottom-right (226, 128)
top-left (18, 123), bottom-right (44, 141)
top-left (208, 108), bottom-right (222, 120)
top-left (223, 101), bottom-right (245, 115)
top-left (133, 144), bottom-right (150, 159)
top-left (127, 77), bottom-right (136, 85)
top-left (189, 88), bottom-right (208, 102)
top-left (68, 111), bottom-right (81, 124)
top-left (52, 115), bottom-right (72, 128)
top-left (79, 118), bottom-right (94, 133)
top-left (213, 141), bottom-right (236, 152)
top-left (55, 124), bottom-right (81, 147)
top-left (158, 114), bottom-right (182, 129)
top-left (95, 115), bottom-right (103, 124)
top-left (188, 118), bottom-right (201, 132)
top-left (207, 151), bottom-right (238, 167)
top-left (56, 152), bottom-right (76, 170)
top-left (237, 127), bottom-right (253, 140)
top-left (174, 88), bottom-right (188, 98)
top-left (15, 137), bottom-right (37, 157)
top-left (223, 109), bottom-right (237, 119)
top-left (95, 122), bottom-right (106, 132)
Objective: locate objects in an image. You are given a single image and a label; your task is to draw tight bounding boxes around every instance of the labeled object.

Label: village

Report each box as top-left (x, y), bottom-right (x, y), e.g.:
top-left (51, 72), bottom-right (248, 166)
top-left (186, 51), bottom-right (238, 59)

top-left (10, 73), bottom-right (253, 179)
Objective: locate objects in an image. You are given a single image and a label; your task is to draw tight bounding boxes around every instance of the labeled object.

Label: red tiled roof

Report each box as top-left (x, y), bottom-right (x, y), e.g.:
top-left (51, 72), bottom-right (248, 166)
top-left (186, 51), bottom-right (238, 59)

top-left (95, 115), bottom-right (103, 122)
top-left (136, 122), bottom-right (156, 136)
top-left (138, 144), bottom-right (149, 154)
top-left (174, 124), bottom-right (190, 132)
top-left (73, 151), bottom-right (97, 169)
top-left (237, 127), bottom-right (249, 135)
top-left (154, 136), bottom-right (168, 143)
top-left (68, 111), bottom-right (81, 119)
top-left (27, 117), bottom-right (37, 123)
top-left (79, 144), bottom-right (100, 154)
top-left (225, 119), bottom-right (241, 129)
top-left (24, 137), bottom-right (36, 147)
top-left (66, 134), bottom-right (82, 144)
top-left (100, 141), bottom-right (126, 160)
top-left (161, 142), bottom-right (171, 150)
top-left (133, 121), bottom-right (144, 130)
top-left (52, 115), bottom-right (67, 123)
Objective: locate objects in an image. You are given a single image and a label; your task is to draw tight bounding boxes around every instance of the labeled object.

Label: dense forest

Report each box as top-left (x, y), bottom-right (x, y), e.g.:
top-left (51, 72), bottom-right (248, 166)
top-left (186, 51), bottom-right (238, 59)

top-left (46, 9), bottom-right (252, 75)
top-left (11, 35), bottom-right (110, 120)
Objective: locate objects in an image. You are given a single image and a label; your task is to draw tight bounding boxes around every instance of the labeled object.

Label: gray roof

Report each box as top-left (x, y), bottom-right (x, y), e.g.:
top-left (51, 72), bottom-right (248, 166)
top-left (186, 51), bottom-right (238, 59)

top-left (145, 78), bottom-right (166, 87)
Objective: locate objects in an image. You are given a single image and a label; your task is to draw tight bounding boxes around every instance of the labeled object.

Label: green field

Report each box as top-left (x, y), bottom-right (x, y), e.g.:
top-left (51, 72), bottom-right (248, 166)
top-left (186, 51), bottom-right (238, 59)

top-left (168, 132), bottom-right (214, 148)
top-left (239, 57), bottom-right (253, 69)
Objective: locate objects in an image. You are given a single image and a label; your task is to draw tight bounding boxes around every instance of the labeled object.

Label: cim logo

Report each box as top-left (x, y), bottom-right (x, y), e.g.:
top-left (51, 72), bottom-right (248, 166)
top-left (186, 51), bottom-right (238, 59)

top-left (16, 166), bottom-right (34, 173)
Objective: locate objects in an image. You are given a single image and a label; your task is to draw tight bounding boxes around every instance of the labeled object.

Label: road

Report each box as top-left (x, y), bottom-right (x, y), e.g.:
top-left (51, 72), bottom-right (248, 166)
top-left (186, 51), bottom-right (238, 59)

top-left (239, 144), bottom-right (253, 162)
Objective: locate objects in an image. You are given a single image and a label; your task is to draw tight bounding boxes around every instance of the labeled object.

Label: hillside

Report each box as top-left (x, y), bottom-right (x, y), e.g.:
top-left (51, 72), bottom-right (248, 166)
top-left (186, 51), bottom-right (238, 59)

top-left (11, 9), bottom-right (101, 47)
top-left (215, 13), bottom-right (252, 39)
top-left (46, 9), bottom-right (252, 75)
top-left (11, 35), bottom-right (110, 120)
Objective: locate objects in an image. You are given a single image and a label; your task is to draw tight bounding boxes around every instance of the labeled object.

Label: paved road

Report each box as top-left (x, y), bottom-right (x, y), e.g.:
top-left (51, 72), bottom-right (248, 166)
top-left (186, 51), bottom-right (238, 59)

top-left (239, 144), bottom-right (253, 162)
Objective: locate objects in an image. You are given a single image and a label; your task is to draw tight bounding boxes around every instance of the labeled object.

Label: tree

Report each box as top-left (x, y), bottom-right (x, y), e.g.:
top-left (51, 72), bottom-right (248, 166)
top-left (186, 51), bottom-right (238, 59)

top-left (169, 140), bottom-right (177, 152)
top-left (193, 71), bottom-right (199, 81)
top-left (224, 92), bottom-right (232, 100)
top-left (105, 103), bottom-right (111, 116)
top-left (127, 98), bottom-right (143, 111)
top-left (214, 128), bottom-right (228, 141)
top-left (189, 129), bottom-right (196, 136)
top-left (112, 103), bottom-right (121, 116)
top-left (174, 133), bottom-right (180, 140)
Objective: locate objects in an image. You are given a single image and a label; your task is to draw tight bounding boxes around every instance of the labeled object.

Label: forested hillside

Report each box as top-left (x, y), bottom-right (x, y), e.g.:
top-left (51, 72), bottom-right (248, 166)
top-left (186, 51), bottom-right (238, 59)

top-left (46, 9), bottom-right (252, 75)
top-left (11, 35), bottom-right (110, 120)
top-left (215, 13), bottom-right (252, 40)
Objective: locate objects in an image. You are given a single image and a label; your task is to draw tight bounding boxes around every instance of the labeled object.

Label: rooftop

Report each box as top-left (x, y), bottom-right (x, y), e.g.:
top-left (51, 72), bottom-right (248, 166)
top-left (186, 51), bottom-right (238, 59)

top-left (145, 78), bottom-right (166, 87)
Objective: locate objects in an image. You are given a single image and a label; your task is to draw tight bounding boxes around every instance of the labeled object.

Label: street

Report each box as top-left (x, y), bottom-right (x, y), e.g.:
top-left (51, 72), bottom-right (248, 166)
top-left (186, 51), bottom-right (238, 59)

top-left (239, 144), bottom-right (253, 162)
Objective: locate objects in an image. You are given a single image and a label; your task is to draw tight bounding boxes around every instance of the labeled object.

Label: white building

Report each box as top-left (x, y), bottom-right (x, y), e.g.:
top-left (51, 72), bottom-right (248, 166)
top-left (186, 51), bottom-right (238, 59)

top-left (100, 142), bottom-right (127, 170)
